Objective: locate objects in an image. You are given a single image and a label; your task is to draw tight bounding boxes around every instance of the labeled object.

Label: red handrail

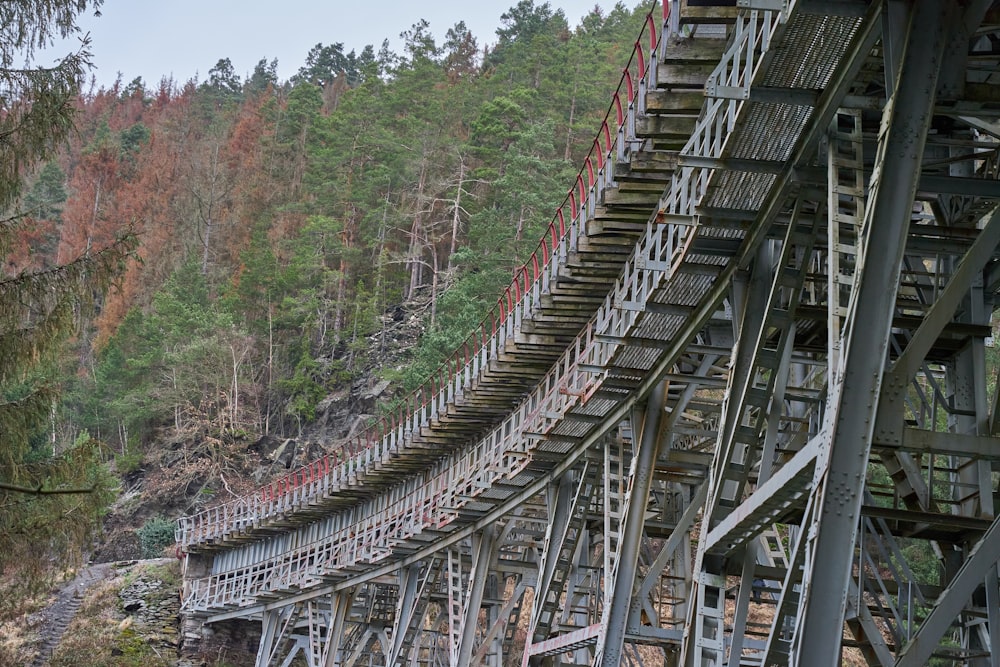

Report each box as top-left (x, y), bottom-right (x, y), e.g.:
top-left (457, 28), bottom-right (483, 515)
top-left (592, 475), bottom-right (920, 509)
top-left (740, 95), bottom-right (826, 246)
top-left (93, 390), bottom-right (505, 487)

top-left (191, 1), bottom-right (670, 519)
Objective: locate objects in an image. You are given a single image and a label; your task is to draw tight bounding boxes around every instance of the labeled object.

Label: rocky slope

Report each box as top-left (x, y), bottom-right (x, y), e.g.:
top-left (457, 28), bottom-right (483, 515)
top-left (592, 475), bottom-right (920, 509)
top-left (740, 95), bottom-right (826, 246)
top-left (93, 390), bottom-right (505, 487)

top-left (96, 297), bottom-right (428, 565)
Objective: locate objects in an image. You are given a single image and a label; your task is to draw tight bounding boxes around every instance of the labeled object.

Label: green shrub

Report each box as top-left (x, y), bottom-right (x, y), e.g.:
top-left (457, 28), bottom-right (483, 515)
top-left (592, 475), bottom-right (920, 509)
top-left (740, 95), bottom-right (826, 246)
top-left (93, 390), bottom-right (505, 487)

top-left (136, 516), bottom-right (175, 558)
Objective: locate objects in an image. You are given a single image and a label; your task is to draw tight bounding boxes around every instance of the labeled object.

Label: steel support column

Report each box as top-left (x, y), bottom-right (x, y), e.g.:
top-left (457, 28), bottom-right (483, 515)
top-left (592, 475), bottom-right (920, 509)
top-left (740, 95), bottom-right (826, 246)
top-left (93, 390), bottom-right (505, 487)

top-left (257, 608), bottom-right (282, 667)
top-left (597, 379), bottom-right (668, 665)
top-left (256, 604), bottom-right (301, 667)
top-left (456, 526), bottom-right (497, 666)
top-left (387, 563), bottom-right (423, 665)
top-left (325, 589), bottom-right (353, 667)
top-left (524, 463), bottom-right (592, 663)
top-left (948, 273), bottom-right (995, 666)
top-left (793, 1), bottom-right (956, 663)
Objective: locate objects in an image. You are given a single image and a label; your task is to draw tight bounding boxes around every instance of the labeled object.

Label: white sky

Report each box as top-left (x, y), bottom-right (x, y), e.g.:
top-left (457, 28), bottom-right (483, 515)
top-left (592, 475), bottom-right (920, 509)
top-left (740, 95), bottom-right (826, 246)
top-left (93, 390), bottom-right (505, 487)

top-left (48, 1), bottom-right (627, 89)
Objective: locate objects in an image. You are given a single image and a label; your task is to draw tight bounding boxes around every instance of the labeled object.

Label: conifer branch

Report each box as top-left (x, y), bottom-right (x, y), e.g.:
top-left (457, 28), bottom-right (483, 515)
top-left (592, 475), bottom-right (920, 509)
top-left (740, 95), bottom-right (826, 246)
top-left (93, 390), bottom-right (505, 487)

top-left (0, 481), bottom-right (94, 495)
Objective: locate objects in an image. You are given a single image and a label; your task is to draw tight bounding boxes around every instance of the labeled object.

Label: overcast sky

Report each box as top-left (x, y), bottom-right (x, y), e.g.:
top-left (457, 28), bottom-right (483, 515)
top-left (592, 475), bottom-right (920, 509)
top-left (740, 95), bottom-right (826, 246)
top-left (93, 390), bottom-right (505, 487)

top-left (49, 1), bottom-right (625, 89)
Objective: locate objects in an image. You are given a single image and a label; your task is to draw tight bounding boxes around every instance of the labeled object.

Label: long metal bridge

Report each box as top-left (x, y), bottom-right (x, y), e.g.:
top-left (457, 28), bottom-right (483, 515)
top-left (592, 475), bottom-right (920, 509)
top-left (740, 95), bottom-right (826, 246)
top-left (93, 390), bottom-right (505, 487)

top-left (177, 1), bottom-right (1000, 665)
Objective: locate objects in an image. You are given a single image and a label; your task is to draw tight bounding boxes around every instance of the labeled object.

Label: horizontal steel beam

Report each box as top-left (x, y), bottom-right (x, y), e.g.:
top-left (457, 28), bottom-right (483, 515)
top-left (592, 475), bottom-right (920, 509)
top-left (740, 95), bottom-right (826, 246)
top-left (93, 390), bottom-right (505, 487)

top-left (876, 427), bottom-right (1000, 461)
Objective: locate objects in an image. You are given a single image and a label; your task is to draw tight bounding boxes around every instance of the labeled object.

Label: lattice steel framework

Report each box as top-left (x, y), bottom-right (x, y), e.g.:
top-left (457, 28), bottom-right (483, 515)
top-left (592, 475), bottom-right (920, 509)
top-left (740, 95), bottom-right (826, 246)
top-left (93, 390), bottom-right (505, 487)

top-left (177, 1), bottom-right (1000, 665)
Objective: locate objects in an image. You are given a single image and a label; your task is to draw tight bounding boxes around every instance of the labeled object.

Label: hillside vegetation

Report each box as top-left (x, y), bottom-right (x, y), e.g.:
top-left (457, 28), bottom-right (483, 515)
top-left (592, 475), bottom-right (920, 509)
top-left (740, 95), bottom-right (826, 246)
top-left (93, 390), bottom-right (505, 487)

top-left (0, 0), bottom-right (655, 634)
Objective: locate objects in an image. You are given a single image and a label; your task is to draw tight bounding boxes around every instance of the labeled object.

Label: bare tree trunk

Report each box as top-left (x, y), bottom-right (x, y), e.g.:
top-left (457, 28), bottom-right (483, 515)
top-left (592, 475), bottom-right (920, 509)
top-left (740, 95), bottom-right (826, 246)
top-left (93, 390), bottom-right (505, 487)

top-left (264, 305), bottom-right (273, 435)
top-left (333, 254), bottom-right (347, 338)
top-left (430, 245), bottom-right (439, 329)
top-left (447, 159), bottom-right (466, 273)
top-left (49, 400), bottom-right (57, 455)
top-left (564, 79), bottom-right (578, 161)
top-left (376, 186), bottom-right (390, 357)
top-left (332, 137), bottom-right (362, 340)
top-left (333, 210), bottom-right (356, 341)
top-left (348, 300), bottom-right (361, 372)
top-left (86, 177), bottom-right (103, 256)
top-left (197, 144), bottom-right (222, 276)
top-left (316, 301), bottom-right (327, 349)
top-left (406, 162), bottom-right (428, 300)
top-left (172, 368), bottom-right (180, 431)
top-left (515, 205), bottom-right (527, 243)
top-left (230, 343), bottom-right (240, 431)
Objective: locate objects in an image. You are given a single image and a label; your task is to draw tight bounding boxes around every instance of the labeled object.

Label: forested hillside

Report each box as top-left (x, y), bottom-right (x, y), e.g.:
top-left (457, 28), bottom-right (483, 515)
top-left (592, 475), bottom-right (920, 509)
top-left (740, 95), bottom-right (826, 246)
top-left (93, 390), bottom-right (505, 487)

top-left (1, 0), bottom-right (654, 613)
top-left (66, 1), bottom-right (646, 441)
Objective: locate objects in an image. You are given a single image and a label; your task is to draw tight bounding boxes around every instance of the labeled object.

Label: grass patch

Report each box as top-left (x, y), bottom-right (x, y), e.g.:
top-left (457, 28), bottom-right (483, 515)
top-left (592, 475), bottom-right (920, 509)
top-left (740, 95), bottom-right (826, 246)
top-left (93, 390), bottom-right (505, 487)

top-left (48, 564), bottom-right (178, 667)
top-left (143, 560), bottom-right (181, 588)
top-left (0, 566), bottom-right (80, 664)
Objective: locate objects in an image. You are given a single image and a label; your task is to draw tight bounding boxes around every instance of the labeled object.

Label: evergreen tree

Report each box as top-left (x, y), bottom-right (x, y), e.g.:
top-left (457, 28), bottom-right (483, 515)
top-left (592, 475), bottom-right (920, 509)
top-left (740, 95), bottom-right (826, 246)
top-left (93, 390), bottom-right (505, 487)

top-left (22, 161), bottom-right (67, 224)
top-left (296, 42), bottom-right (361, 87)
top-left (443, 21), bottom-right (479, 83)
top-left (53, 3), bottom-right (650, 458)
top-left (246, 57), bottom-right (279, 97)
top-left (0, 0), bottom-right (134, 602)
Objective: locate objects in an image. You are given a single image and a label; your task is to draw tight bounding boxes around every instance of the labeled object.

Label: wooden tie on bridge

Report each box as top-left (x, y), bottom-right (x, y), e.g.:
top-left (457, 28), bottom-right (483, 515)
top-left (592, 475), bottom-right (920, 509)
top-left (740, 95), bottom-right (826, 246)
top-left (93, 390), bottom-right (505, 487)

top-left (178, 1), bottom-right (1000, 665)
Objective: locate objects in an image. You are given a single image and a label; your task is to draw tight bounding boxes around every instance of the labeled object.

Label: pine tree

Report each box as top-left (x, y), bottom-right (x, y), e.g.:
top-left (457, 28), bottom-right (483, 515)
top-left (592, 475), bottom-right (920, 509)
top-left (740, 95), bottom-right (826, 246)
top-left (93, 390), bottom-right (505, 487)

top-left (0, 0), bottom-right (135, 602)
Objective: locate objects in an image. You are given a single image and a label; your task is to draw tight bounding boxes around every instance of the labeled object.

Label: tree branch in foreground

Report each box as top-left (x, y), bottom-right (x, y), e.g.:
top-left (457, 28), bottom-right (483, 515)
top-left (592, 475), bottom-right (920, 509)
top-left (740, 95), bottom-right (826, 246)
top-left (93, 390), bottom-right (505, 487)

top-left (0, 481), bottom-right (94, 495)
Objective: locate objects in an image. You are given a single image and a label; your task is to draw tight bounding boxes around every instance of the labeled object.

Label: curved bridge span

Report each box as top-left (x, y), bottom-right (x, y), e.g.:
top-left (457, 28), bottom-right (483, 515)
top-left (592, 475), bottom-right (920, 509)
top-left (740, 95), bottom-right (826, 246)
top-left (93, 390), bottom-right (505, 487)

top-left (178, 2), bottom-right (1000, 665)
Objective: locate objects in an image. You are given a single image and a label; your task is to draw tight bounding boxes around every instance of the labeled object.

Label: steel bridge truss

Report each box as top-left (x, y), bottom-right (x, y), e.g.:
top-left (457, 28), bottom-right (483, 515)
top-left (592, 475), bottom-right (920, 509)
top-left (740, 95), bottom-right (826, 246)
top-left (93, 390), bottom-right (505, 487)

top-left (179, 0), bottom-right (1000, 665)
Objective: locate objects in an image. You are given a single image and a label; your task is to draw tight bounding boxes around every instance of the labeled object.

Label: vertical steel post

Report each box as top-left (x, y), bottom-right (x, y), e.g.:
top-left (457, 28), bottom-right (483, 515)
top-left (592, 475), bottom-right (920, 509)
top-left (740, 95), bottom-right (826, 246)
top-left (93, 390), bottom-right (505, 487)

top-left (793, 1), bottom-right (956, 663)
top-left (257, 608), bottom-right (281, 667)
top-left (324, 589), bottom-right (353, 667)
top-left (949, 271), bottom-right (995, 666)
top-left (387, 565), bottom-right (421, 664)
top-left (598, 379), bottom-right (667, 665)
top-left (456, 526), bottom-right (497, 666)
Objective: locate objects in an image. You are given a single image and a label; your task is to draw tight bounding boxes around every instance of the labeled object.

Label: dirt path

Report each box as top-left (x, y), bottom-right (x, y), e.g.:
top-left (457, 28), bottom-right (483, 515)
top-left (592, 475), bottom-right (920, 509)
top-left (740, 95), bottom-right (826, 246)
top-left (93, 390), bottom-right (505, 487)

top-left (31, 562), bottom-right (115, 667)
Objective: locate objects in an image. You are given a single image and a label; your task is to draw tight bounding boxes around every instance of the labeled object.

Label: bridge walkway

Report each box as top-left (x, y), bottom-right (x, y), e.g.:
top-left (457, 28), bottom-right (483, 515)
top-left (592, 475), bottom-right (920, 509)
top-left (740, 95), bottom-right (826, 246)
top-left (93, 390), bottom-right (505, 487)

top-left (177, 1), bottom-right (728, 555)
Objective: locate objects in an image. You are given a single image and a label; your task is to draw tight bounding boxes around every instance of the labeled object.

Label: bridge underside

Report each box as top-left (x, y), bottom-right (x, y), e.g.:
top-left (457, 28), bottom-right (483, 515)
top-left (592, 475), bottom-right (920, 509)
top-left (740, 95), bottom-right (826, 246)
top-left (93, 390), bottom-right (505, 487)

top-left (179, 1), bottom-right (1000, 665)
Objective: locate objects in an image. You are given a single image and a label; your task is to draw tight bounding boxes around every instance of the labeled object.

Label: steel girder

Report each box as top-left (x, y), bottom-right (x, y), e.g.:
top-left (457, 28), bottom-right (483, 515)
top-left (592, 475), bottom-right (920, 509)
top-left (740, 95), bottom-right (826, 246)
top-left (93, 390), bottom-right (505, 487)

top-left (680, 1), bottom-right (1000, 666)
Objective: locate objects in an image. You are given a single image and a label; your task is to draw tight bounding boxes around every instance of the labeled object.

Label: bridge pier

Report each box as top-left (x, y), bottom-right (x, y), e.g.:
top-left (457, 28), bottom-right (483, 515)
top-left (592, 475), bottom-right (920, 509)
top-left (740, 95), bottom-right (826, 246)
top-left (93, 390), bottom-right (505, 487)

top-left (178, 551), bottom-right (212, 658)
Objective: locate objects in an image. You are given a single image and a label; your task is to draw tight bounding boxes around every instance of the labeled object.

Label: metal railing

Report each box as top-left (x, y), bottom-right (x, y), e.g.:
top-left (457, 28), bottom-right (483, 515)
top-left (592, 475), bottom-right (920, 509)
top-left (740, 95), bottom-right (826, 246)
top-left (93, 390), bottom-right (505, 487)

top-left (177, 1), bottom-right (675, 551)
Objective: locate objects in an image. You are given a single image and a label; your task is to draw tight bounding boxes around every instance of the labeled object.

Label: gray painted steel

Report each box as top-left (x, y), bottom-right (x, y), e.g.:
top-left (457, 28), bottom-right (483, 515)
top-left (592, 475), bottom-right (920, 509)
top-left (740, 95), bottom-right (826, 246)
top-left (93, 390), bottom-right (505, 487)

top-left (175, 1), bottom-right (1000, 665)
